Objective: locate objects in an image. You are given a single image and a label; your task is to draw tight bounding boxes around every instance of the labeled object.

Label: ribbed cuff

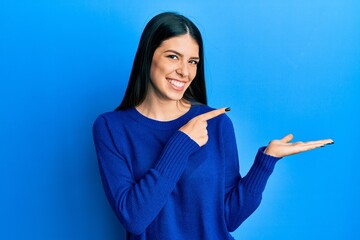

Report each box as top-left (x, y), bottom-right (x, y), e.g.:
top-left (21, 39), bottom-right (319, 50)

top-left (243, 147), bottom-right (281, 193)
top-left (154, 131), bottom-right (200, 181)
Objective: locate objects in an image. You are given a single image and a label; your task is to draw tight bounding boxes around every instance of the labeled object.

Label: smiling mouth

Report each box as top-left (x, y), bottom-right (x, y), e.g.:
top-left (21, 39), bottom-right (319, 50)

top-left (167, 78), bottom-right (186, 89)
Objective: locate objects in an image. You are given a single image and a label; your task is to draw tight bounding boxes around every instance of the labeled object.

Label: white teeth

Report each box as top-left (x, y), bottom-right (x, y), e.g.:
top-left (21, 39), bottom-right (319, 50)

top-left (168, 79), bottom-right (185, 88)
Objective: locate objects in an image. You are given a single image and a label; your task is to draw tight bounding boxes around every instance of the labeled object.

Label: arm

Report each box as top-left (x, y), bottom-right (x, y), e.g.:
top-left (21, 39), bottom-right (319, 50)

top-left (93, 115), bottom-right (199, 235)
top-left (223, 118), bottom-right (280, 231)
top-left (223, 120), bottom-right (333, 231)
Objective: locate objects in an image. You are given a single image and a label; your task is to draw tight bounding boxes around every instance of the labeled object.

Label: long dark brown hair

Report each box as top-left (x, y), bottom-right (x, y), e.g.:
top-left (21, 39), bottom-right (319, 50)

top-left (116, 12), bottom-right (207, 110)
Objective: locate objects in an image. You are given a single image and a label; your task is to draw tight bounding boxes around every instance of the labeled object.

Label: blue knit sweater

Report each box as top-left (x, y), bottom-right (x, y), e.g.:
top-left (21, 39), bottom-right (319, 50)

top-left (93, 105), bottom-right (280, 240)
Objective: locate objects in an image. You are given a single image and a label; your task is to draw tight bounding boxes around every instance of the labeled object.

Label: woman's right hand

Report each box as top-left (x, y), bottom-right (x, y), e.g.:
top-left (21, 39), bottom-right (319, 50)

top-left (179, 108), bottom-right (228, 147)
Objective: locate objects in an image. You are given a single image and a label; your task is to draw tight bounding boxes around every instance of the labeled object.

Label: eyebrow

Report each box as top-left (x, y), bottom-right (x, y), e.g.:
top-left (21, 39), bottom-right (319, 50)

top-left (163, 50), bottom-right (200, 60)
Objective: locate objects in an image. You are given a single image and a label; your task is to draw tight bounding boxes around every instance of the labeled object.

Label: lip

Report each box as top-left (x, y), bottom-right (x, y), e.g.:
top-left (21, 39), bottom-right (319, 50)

top-left (166, 77), bottom-right (187, 91)
top-left (166, 77), bottom-right (186, 83)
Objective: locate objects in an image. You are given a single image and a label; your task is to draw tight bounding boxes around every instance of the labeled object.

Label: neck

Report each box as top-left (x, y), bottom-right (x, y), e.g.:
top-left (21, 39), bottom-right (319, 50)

top-left (136, 98), bottom-right (191, 121)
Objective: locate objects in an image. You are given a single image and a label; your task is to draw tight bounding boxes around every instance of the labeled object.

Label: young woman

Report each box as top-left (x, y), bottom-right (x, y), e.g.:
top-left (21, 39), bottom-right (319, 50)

top-left (93, 12), bottom-right (333, 240)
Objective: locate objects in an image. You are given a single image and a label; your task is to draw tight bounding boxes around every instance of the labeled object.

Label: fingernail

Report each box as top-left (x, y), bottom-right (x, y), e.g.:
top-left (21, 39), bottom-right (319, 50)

top-left (225, 107), bottom-right (231, 112)
top-left (326, 141), bottom-right (335, 145)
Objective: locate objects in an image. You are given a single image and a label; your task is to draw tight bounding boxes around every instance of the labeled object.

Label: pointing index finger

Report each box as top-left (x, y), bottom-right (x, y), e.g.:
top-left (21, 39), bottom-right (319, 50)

top-left (200, 107), bottom-right (229, 121)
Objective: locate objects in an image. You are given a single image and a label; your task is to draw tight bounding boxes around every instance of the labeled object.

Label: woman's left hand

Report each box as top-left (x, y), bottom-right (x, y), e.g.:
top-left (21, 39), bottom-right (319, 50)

top-left (264, 134), bottom-right (334, 158)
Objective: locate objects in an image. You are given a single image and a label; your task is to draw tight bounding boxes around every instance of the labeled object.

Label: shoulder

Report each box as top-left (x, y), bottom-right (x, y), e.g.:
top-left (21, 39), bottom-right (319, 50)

top-left (93, 109), bottom-right (134, 132)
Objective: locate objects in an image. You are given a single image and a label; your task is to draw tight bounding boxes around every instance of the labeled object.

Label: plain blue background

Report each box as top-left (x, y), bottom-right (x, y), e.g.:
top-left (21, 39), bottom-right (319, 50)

top-left (1, 1), bottom-right (359, 239)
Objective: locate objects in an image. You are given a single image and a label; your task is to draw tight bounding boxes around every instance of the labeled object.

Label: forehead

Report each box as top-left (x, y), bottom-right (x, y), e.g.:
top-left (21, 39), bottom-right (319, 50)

top-left (157, 34), bottom-right (199, 56)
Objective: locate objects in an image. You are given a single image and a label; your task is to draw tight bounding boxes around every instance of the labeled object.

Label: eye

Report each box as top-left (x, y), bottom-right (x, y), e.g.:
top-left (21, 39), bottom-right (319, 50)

top-left (189, 60), bottom-right (199, 65)
top-left (167, 55), bottom-right (179, 60)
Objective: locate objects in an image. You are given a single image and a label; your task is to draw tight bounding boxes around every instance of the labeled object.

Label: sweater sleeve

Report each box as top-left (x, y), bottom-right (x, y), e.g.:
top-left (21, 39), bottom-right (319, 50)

top-left (93, 115), bottom-right (199, 235)
top-left (222, 118), bottom-right (281, 232)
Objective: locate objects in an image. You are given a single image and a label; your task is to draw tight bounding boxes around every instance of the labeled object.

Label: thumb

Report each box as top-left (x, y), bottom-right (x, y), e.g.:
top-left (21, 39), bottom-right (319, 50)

top-left (280, 134), bottom-right (293, 143)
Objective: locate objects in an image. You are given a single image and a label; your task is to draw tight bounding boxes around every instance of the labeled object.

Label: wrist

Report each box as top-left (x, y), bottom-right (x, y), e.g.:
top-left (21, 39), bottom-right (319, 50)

top-left (264, 147), bottom-right (280, 158)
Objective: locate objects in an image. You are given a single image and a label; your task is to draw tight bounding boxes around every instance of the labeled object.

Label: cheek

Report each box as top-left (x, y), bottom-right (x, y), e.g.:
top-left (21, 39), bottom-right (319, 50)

top-left (149, 63), bottom-right (163, 84)
top-left (190, 67), bottom-right (198, 81)
top-left (150, 60), bottom-right (172, 79)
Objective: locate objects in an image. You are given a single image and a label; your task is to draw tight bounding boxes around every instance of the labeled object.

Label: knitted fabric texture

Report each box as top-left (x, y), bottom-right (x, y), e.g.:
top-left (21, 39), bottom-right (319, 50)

top-left (93, 105), bottom-right (280, 240)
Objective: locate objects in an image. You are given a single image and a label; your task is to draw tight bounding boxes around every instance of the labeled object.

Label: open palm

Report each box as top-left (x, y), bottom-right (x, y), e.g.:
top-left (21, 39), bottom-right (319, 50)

top-left (264, 134), bottom-right (334, 158)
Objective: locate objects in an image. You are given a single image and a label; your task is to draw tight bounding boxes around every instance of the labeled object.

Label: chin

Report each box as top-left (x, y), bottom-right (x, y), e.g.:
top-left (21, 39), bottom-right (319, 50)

top-left (169, 92), bottom-right (186, 102)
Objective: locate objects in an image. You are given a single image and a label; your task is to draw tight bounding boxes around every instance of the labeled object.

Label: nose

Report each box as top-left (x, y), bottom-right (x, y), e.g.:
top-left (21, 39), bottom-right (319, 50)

top-left (176, 61), bottom-right (189, 78)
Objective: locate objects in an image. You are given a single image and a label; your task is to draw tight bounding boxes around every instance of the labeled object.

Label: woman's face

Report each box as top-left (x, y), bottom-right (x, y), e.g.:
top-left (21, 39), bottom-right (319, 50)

top-left (148, 34), bottom-right (200, 103)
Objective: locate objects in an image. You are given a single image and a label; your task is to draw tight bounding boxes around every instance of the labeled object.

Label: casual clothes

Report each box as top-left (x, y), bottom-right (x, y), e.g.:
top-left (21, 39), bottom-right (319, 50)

top-left (93, 105), bottom-right (280, 240)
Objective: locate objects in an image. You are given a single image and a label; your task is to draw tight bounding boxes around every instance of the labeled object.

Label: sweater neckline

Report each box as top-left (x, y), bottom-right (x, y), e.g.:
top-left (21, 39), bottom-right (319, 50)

top-left (128, 105), bottom-right (198, 130)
